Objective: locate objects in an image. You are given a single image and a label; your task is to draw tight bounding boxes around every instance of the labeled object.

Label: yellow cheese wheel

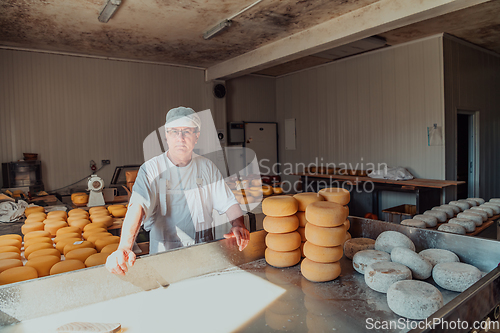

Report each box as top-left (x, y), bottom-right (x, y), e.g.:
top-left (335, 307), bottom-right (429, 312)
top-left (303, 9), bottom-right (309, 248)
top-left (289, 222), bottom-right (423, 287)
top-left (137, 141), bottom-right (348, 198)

top-left (71, 193), bottom-right (86, 201)
top-left (0, 266), bottom-right (38, 285)
top-left (23, 237), bottom-right (52, 249)
top-left (305, 223), bottom-right (346, 247)
top-left (95, 236), bottom-right (120, 252)
top-left (262, 185), bottom-right (274, 196)
top-left (0, 252), bottom-right (22, 261)
top-left (67, 215), bottom-right (91, 224)
top-left (303, 241), bottom-right (343, 263)
top-left (54, 233), bottom-right (81, 243)
top-left (72, 194), bottom-right (89, 205)
top-left (100, 243), bottom-right (119, 254)
top-left (0, 234), bottom-right (22, 242)
top-left (265, 232), bottom-right (301, 252)
top-left (262, 196), bottom-right (299, 217)
top-left (0, 239), bottom-right (21, 249)
top-left (263, 215), bottom-right (299, 234)
top-left (26, 212), bottom-right (46, 221)
top-left (90, 215), bottom-right (114, 227)
top-left (89, 206), bottom-right (107, 214)
top-left (25, 216), bottom-right (46, 224)
top-left (85, 253), bottom-right (110, 267)
top-left (344, 219), bottom-right (350, 230)
top-left (44, 221), bottom-right (69, 236)
top-left (0, 259), bottom-right (23, 273)
top-left (42, 217), bottom-right (66, 225)
top-left (68, 219), bottom-right (91, 230)
top-left (83, 222), bottom-right (108, 232)
top-left (47, 210), bottom-right (68, 219)
top-left (28, 248), bottom-right (61, 260)
top-left (26, 255), bottom-right (61, 277)
top-left (56, 226), bottom-right (82, 236)
top-left (68, 209), bottom-right (89, 217)
top-left (293, 193), bottom-right (325, 212)
top-left (305, 201), bottom-right (349, 227)
top-left (24, 230), bottom-right (51, 241)
top-left (265, 248), bottom-right (301, 268)
top-left (64, 240), bottom-right (94, 256)
top-left (87, 232), bottom-right (113, 244)
top-left (296, 212), bottom-right (307, 227)
top-left (110, 207), bottom-right (127, 218)
top-left (50, 260), bottom-right (86, 275)
top-left (301, 258), bottom-right (341, 282)
top-left (22, 222), bottom-right (45, 235)
top-left (83, 228), bottom-right (108, 240)
top-left (300, 242), bottom-right (306, 258)
top-left (65, 248), bottom-right (97, 263)
top-left (25, 242), bottom-right (54, 259)
top-left (0, 246), bottom-right (21, 254)
top-left (24, 206), bottom-right (45, 217)
top-left (318, 188), bottom-right (350, 205)
top-left (90, 210), bottom-right (110, 217)
top-left (107, 204), bottom-right (125, 212)
top-left (297, 227), bottom-right (306, 242)
top-left (273, 187), bottom-right (284, 194)
top-left (55, 238), bottom-right (82, 253)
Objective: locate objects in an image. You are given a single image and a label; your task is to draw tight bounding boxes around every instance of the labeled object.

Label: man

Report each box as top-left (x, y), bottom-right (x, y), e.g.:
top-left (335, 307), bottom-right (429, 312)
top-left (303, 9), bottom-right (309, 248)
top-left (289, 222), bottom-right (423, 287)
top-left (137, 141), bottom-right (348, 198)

top-left (106, 107), bottom-right (250, 276)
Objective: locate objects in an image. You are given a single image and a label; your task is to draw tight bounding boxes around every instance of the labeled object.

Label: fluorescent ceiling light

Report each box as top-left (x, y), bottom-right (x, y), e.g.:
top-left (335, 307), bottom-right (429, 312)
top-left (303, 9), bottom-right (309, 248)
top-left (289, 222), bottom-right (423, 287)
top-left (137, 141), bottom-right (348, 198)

top-left (203, 19), bottom-right (232, 40)
top-left (98, 0), bottom-right (122, 23)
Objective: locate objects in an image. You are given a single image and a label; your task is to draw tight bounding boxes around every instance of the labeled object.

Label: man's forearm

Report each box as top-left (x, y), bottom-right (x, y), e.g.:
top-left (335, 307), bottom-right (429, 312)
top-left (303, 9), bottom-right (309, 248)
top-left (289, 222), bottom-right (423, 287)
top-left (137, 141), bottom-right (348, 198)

top-left (118, 202), bottom-right (144, 251)
top-left (225, 204), bottom-right (245, 227)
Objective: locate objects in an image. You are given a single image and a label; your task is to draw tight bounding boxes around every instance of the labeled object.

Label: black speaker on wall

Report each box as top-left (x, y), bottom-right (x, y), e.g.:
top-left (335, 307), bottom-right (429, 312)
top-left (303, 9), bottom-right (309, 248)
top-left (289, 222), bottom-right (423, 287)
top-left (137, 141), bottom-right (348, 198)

top-left (213, 83), bottom-right (226, 98)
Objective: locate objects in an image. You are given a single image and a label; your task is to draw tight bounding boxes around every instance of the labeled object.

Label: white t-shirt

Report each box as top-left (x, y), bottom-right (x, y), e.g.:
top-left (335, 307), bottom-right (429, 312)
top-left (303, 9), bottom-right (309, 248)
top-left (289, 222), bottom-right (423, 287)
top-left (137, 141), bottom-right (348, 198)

top-left (130, 152), bottom-right (238, 253)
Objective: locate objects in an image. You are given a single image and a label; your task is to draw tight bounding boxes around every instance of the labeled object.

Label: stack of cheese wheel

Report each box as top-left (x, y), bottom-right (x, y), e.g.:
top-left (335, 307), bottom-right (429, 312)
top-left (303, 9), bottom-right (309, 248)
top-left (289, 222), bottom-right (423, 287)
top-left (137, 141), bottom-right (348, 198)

top-left (301, 188), bottom-right (350, 282)
top-left (43, 210), bottom-right (69, 237)
top-left (21, 206), bottom-right (47, 236)
top-left (263, 196), bottom-right (301, 268)
top-left (89, 206), bottom-right (114, 228)
top-left (67, 208), bottom-right (91, 232)
top-left (0, 234), bottom-right (24, 284)
top-left (107, 204), bottom-right (127, 218)
top-left (71, 192), bottom-right (89, 206)
top-left (292, 193), bottom-right (325, 257)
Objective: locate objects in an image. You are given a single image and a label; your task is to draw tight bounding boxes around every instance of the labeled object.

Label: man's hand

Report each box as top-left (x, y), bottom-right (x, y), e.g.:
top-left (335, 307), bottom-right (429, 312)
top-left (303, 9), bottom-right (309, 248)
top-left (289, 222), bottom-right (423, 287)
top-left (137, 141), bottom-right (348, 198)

top-left (224, 219), bottom-right (250, 251)
top-left (106, 248), bottom-right (136, 276)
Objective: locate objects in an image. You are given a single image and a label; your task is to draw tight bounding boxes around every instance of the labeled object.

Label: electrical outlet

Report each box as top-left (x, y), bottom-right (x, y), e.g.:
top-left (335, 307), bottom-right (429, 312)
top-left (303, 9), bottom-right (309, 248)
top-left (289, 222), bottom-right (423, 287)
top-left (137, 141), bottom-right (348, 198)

top-left (102, 160), bottom-right (111, 165)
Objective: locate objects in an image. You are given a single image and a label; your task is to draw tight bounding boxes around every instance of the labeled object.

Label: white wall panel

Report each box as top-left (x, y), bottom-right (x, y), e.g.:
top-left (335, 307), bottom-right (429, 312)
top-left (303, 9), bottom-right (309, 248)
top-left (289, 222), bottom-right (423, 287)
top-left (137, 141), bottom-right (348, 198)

top-left (0, 49), bottom-right (222, 191)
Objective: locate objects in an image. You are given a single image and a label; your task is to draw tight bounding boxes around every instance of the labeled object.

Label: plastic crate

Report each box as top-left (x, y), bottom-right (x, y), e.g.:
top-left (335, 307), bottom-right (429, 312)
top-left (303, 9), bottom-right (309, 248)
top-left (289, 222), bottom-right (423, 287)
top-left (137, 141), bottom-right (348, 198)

top-left (382, 204), bottom-right (416, 224)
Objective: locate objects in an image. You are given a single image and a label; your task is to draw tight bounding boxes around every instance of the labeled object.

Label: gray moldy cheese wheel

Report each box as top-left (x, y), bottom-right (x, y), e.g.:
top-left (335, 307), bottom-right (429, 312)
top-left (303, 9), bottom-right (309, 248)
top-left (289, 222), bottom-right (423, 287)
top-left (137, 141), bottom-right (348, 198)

top-left (292, 192), bottom-right (324, 212)
top-left (448, 218), bottom-right (476, 233)
top-left (303, 241), bottom-right (343, 263)
top-left (457, 212), bottom-right (483, 226)
top-left (468, 197), bottom-right (485, 205)
top-left (489, 198), bottom-right (500, 204)
top-left (423, 210), bottom-right (447, 222)
top-left (470, 206), bottom-right (493, 218)
top-left (301, 258), bottom-right (341, 282)
top-left (400, 219), bottom-right (426, 228)
top-left (262, 196), bottom-right (299, 217)
top-left (265, 232), bottom-right (301, 252)
top-left (390, 247), bottom-right (432, 280)
top-left (263, 215), bottom-right (299, 234)
top-left (374, 231), bottom-right (415, 254)
top-left (412, 214), bottom-right (438, 227)
top-left (457, 199), bottom-right (473, 208)
top-left (305, 201), bottom-right (349, 227)
top-left (343, 238), bottom-right (375, 260)
top-left (482, 203), bottom-right (500, 214)
top-left (464, 199), bottom-right (479, 207)
top-left (352, 249), bottom-right (391, 274)
top-left (265, 248), bottom-right (301, 268)
top-left (387, 280), bottom-right (444, 320)
top-left (432, 206), bottom-right (454, 218)
top-left (364, 261), bottom-right (412, 293)
top-left (442, 204), bottom-right (460, 215)
top-left (432, 262), bottom-right (482, 292)
top-left (437, 223), bottom-right (466, 235)
top-left (317, 188), bottom-right (350, 205)
top-left (419, 249), bottom-right (459, 267)
top-left (448, 201), bottom-right (470, 211)
top-left (305, 223), bottom-right (346, 247)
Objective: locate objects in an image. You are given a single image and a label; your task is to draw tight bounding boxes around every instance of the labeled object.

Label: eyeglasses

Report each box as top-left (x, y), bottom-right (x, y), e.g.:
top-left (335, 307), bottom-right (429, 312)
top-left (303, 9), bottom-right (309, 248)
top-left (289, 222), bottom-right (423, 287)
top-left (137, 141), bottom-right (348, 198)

top-left (166, 129), bottom-right (198, 137)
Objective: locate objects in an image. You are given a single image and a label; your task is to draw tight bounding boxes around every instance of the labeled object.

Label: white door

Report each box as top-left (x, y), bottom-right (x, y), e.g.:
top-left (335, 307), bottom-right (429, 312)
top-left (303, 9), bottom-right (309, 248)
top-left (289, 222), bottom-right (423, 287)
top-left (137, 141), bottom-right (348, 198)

top-left (244, 123), bottom-right (278, 176)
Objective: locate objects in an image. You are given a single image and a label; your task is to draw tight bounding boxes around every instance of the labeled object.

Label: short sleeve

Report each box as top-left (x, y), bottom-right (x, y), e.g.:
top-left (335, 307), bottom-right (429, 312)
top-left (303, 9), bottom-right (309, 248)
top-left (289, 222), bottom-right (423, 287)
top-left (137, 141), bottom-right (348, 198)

top-left (210, 163), bottom-right (238, 215)
top-left (130, 164), bottom-right (157, 219)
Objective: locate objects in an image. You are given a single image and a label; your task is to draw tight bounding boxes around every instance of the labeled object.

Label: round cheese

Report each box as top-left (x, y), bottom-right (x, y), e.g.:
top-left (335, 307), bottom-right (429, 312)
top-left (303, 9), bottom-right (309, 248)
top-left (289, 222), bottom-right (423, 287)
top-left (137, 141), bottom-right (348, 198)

top-left (44, 221), bottom-right (69, 236)
top-left (65, 247), bottom-right (97, 263)
top-left (83, 222), bottom-right (108, 232)
top-left (352, 249), bottom-right (391, 274)
top-left (25, 217), bottom-right (45, 224)
top-left (95, 236), bottom-right (120, 252)
top-left (470, 206), bottom-right (493, 218)
top-left (419, 249), bottom-right (459, 267)
top-left (67, 215), bottom-right (91, 224)
top-left (90, 215), bottom-right (114, 227)
top-left (262, 196), bottom-right (299, 217)
top-left (72, 194), bottom-right (89, 205)
top-left (100, 243), bottom-right (119, 254)
top-left (293, 193), bottom-right (325, 212)
top-left (400, 219), bottom-right (427, 228)
top-left (107, 204), bottom-right (125, 212)
top-left (448, 201), bottom-right (470, 211)
top-left (89, 206), bottom-right (107, 214)
top-left (0, 234), bottom-right (22, 242)
top-left (83, 228), bottom-right (108, 240)
top-left (343, 238), bottom-right (376, 260)
top-left (68, 219), bottom-right (91, 230)
top-left (26, 255), bottom-right (61, 277)
top-left (26, 212), bottom-right (46, 221)
top-left (457, 212), bottom-right (483, 226)
top-left (28, 248), bottom-right (61, 260)
top-left (110, 208), bottom-right (127, 218)
top-left (42, 217), bottom-right (66, 225)
top-left (24, 230), bottom-right (51, 241)
top-left (85, 253), bottom-right (110, 267)
top-left (344, 219), bottom-right (350, 230)
top-left (0, 252), bottom-right (22, 261)
top-left (305, 201), bottom-right (349, 227)
top-left (87, 232), bottom-right (113, 244)
top-left (0, 239), bottom-right (21, 249)
top-left (24, 206), bottom-right (45, 217)
top-left (0, 266), bottom-right (38, 285)
top-left (391, 247), bottom-right (432, 280)
top-left (22, 222), bottom-right (45, 235)
top-left (56, 226), bottom-right (82, 236)
top-left (431, 206), bottom-right (454, 218)
top-left (303, 241), bottom-right (342, 263)
top-left (55, 238), bottom-right (83, 253)
top-left (442, 204), bottom-right (460, 215)
top-left (71, 192), bottom-right (86, 201)
top-left (423, 210), bottom-right (447, 222)
top-left (482, 203), bottom-right (500, 215)
top-left (412, 214), bottom-right (438, 227)
top-left (297, 227), bottom-right (306, 242)
top-left (25, 242), bottom-right (54, 259)
top-left (263, 215), bottom-right (299, 234)
top-left (23, 237), bottom-right (52, 249)
top-left (448, 218), bottom-right (476, 232)
top-left (300, 242), bottom-right (305, 258)
top-left (50, 260), bottom-right (86, 275)
top-left (468, 197), bottom-right (485, 205)
top-left (90, 210), bottom-right (110, 219)
top-left (68, 208), bottom-right (88, 217)
top-left (387, 280), bottom-right (444, 320)
top-left (432, 262), bottom-right (482, 292)
top-left (365, 261), bottom-right (412, 293)
top-left (318, 187), bottom-right (350, 205)
top-left (265, 232), bottom-right (301, 252)
top-left (0, 259), bottom-right (23, 273)
top-left (265, 248), bottom-right (301, 268)
top-left (301, 258), bottom-right (341, 282)
top-left (296, 212), bottom-right (307, 227)
top-left (54, 233), bottom-right (81, 243)
top-left (437, 223), bottom-right (466, 234)
top-left (305, 223), bottom-right (346, 247)
top-left (47, 210), bottom-right (67, 219)
top-left (374, 231), bottom-right (415, 253)
top-left (464, 199), bottom-right (479, 207)
top-left (0, 246), bottom-right (21, 255)
top-left (63, 240), bottom-right (94, 256)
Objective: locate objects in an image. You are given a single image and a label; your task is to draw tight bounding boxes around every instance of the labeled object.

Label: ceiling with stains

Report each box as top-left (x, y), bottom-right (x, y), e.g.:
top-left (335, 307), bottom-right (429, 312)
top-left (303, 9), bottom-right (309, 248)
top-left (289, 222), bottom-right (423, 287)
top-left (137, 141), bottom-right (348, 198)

top-left (0, 0), bottom-right (499, 77)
